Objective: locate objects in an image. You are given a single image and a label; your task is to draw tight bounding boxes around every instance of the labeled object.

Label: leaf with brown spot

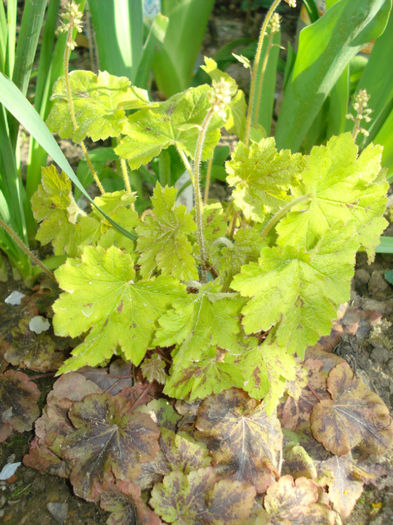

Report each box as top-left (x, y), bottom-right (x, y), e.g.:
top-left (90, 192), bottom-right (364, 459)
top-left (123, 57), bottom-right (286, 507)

top-left (150, 467), bottom-right (256, 524)
top-left (311, 362), bottom-right (393, 456)
top-left (263, 475), bottom-right (336, 524)
top-left (100, 480), bottom-right (162, 525)
top-left (23, 372), bottom-right (102, 476)
top-left (160, 428), bottom-right (211, 473)
top-left (282, 444), bottom-right (317, 480)
top-left (62, 392), bottom-right (160, 501)
top-left (318, 454), bottom-right (363, 519)
top-left (0, 370), bottom-right (40, 442)
top-left (196, 389), bottom-right (282, 493)
top-left (280, 359), bottom-right (329, 431)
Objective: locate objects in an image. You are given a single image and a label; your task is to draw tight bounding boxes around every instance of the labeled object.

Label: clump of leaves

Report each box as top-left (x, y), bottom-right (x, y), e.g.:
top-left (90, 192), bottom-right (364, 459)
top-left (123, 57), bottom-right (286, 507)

top-left (23, 12), bottom-right (393, 522)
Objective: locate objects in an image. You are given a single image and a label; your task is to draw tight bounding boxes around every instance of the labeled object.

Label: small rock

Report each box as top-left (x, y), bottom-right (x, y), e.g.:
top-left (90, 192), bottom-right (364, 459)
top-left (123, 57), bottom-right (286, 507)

top-left (355, 268), bottom-right (370, 284)
top-left (370, 346), bottom-right (391, 364)
top-left (28, 315), bottom-right (50, 334)
top-left (4, 291), bottom-right (25, 305)
top-left (368, 270), bottom-right (391, 299)
top-left (47, 502), bottom-right (69, 524)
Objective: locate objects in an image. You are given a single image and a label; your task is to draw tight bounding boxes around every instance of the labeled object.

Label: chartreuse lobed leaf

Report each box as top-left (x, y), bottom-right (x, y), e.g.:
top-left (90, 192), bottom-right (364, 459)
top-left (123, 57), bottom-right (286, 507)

top-left (32, 166), bottom-right (138, 257)
top-left (31, 166), bottom-right (85, 255)
top-left (53, 245), bottom-right (187, 373)
top-left (47, 70), bottom-right (150, 142)
top-left (155, 282), bottom-right (246, 361)
top-left (239, 339), bottom-right (299, 414)
top-left (136, 184), bottom-right (198, 280)
top-left (150, 467), bottom-right (256, 525)
top-left (276, 133), bottom-right (388, 256)
top-left (160, 428), bottom-right (211, 473)
top-left (115, 84), bottom-right (224, 169)
top-left (232, 225), bottom-right (359, 358)
top-left (163, 345), bottom-right (246, 401)
top-left (75, 190), bottom-right (138, 254)
top-left (226, 137), bottom-right (305, 222)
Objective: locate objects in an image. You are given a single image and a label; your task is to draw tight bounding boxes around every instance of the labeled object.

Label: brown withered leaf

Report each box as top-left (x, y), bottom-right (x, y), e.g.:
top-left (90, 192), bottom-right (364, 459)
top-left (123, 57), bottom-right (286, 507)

top-left (279, 359), bottom-right (330, 431)
top-left (318, 453), bottom-right (363, 519)
top-left (311, 362), bottom-right (393, 456)
top-left (100, 480), bottom-right (161, 525)
top-left (0, 370), bottom-right (40, 442)
top-left (150, 467), bottom-right (256, 525)
top-left (23, 372), bottom-right (102, 477)
top-left (62, 392), bottom-right (160, 501)
top-left (263, 475), bottom-right (336, 524)
top-left (196, 388), bottom-right (282, 493)
top-left (78, 359), bottom-right (133, 394)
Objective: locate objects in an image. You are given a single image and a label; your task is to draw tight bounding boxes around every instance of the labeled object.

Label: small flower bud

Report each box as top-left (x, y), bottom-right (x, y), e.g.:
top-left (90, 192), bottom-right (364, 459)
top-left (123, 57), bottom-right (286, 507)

top-left (284, 0), bottom-right (297, 7)
top-left (270, 13), bottom-right (281, 34)
top-left (58, 1), bottom-right (83, 49)
top-left (209, 79), bottom-right (233, 120)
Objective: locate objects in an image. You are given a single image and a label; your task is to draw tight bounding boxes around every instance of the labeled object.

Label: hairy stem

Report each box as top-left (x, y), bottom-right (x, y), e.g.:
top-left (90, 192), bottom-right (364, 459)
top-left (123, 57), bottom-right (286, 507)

top-left (244, 0), bottom-right (282, 145)
top-left (0, 218), bottom-right (55, 280)
top-left (254, 33), bottom-right (274, 123)
top-left (177, 148), bottom-right (194, 182)
top-left (193, 108), bottom-right (214, 282)
top-left (120, 158), bottom-right (132, 193)
top-left (64, 26), bottom-right (104, 194)
top-left (260, 194), bottom-right (311, 240)
top-left (204, 156), bottom-right (213, 204)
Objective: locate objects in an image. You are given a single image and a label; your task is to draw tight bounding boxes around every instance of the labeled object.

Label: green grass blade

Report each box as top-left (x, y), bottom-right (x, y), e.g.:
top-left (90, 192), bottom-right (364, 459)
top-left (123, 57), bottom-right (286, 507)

top-left (275, 0), bottom-right (391, 151)
top-left (251, 27), bottom-right (280, 136)
top-left (0, 73), bottom-right (136, 241)
top-left (373, 105), bottom-right (393, 176)
top-left (6, 0), bottom-right (16, 77)
top-left (376, 235), bottom-right (393, 253)
top-left (88, 0), bottom-right (143, 82)
top-left (353, 12), bottom-right (393, 142)
top-left (152, 0), bottom-right (215, 97)
top-left (0, 3), bottom-right (7, 72)
top-left (134, 13), bottom-right (168, 89)
top-left (326, 65), bottom-right (349, 137)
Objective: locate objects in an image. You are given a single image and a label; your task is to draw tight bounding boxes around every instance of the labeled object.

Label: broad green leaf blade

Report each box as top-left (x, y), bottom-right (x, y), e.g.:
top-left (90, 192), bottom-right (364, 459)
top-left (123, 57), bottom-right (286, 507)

top-left (53, 245), bottom-right (187, 372)
top-left (352, 12), bottom-right (393, 142)
top-left (373, 105), bottom-right (393, 176)
top-left (88, 0), bottom-right (143, 82)
top-left (116, 85), bottom-right (223, 169)
top-left (232, 226), bottom-right (359, 357)
top-left (135, 14), bottom-right (169, 89)
top-left (226, 137), bottom-right (305, 222)
top-left (136, 184), bottom-right (198, 280)
top-left (275, 0), bottom-right (392, 151)
top-left (376, 235), bottom-right (393, 253)
top-left (0, 73), bottom-right (136, 241)
top-left (47, 70), bottom-right (150, 142)
top-left (152, 0), bottom-right (215, 97)
top-left (277, 134), bottom-right (388, 257)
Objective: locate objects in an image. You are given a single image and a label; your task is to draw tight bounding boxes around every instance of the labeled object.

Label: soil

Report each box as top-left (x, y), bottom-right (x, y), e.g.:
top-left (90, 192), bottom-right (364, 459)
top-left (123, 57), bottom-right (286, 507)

top-left (1, 3), bottom-right (393, 525)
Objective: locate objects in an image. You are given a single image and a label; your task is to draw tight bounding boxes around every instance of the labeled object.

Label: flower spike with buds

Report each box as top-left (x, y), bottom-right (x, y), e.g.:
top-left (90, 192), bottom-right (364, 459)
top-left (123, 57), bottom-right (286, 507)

top-left (58, 1), bottom-right (83, 50)
top-left (346, 89), bottom-right (373, 141)
top-left (209, 79), bottom-right (233, 120)
top-left (270, 13), bottom-right (281, 34)
top-left (284, 0), bottom-right (297, 7)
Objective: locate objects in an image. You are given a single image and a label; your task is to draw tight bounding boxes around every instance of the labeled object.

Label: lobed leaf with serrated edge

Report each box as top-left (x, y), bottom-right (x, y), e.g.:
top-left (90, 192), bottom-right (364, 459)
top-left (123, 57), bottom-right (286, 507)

top-left (31, 166), bottom-right (83, 255)
top-left (47, 70), bottom-right (150, 142)
top-left (53, 245), bottom-right (187, 373)
top-left (115, 85), bottom-right (224, 169)
top-left (154, 282), bottom-right (246, 362)
top-left (232, 225), bottom-right (358, 357)
top-left (276, 133), bottom-right (388, 257)
top-left (136, 184), bottom-right (198, 280)
top-left (226, 137), bottom-right (304, 222)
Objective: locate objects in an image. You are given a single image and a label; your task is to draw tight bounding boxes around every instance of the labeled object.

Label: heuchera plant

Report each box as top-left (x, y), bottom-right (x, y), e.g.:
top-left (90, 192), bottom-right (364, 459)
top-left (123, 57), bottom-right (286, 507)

top-left (32, 52), bottom-right (389, 413)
